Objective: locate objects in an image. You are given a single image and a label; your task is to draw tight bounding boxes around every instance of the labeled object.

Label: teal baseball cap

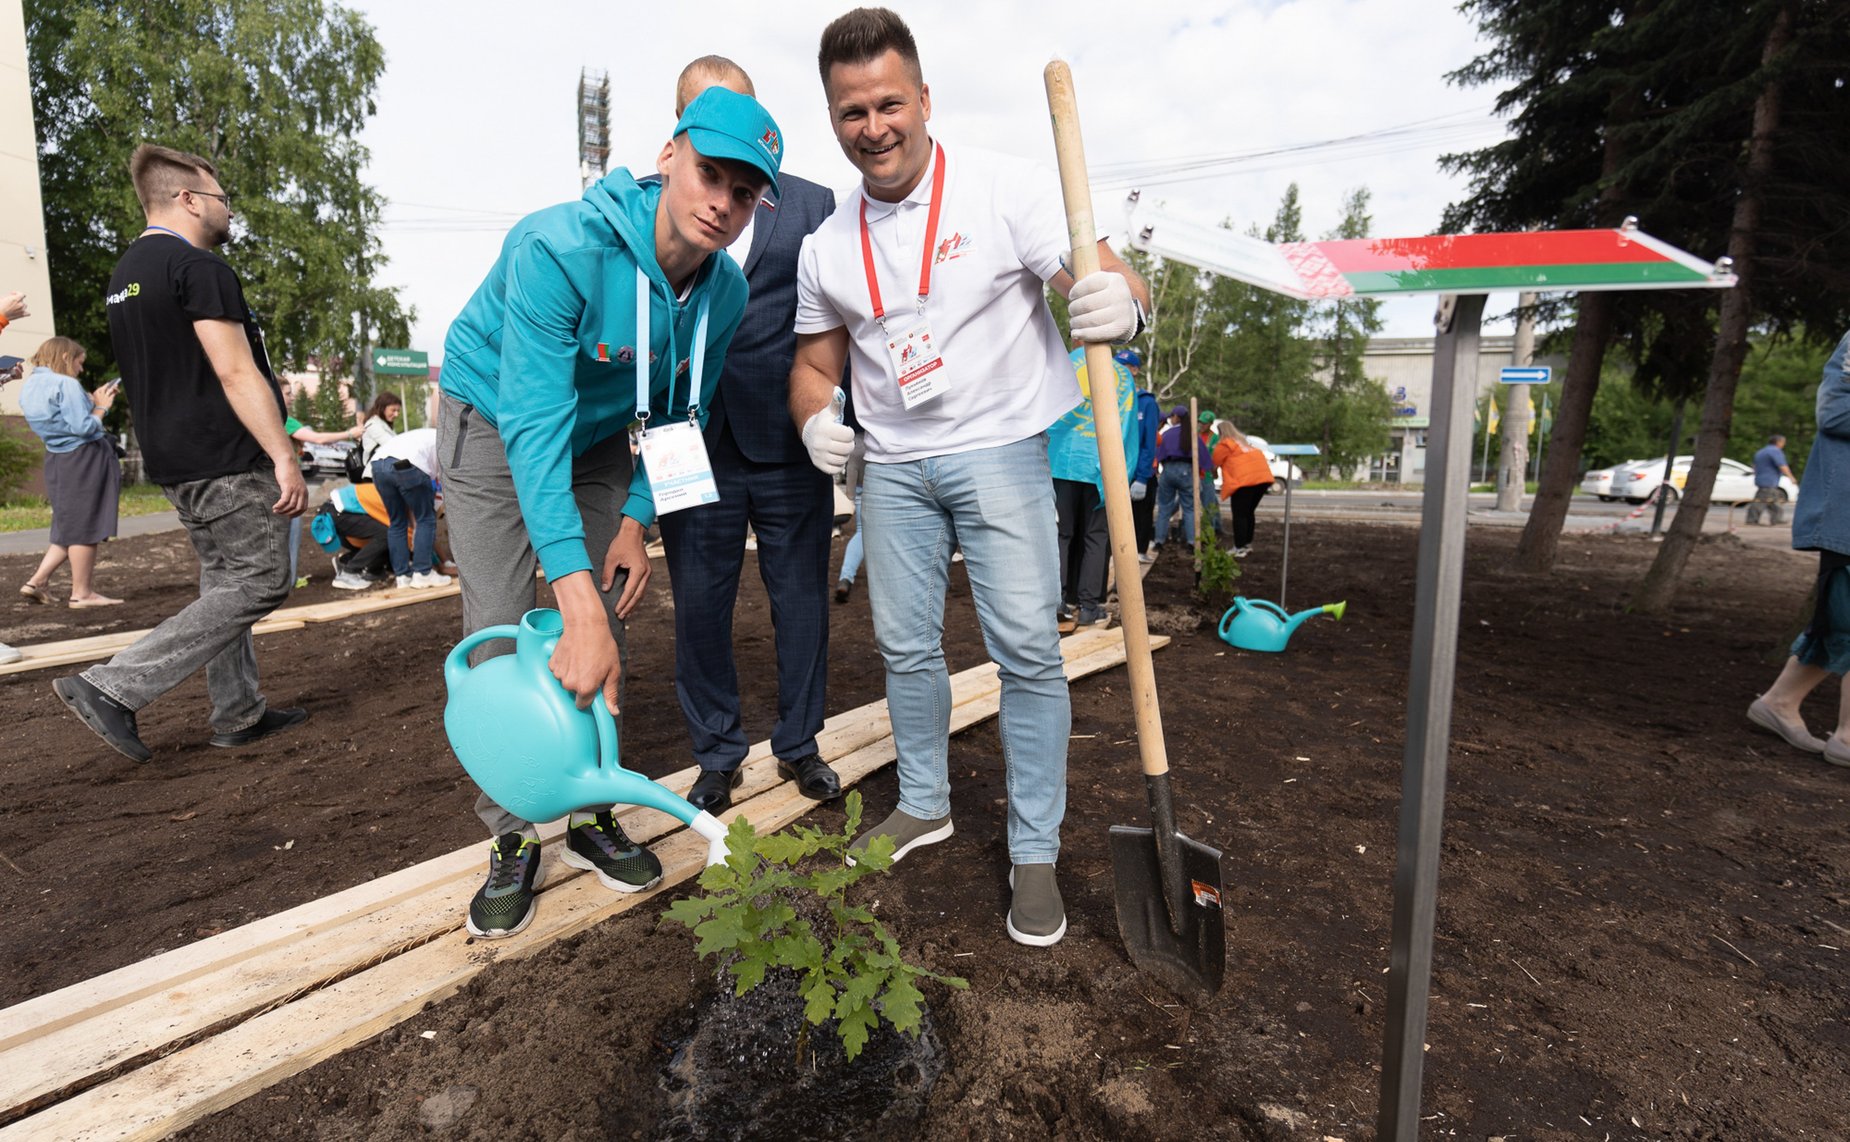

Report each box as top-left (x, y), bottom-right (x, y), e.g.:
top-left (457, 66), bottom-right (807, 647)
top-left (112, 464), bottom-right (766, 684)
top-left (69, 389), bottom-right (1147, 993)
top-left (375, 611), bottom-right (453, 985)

top-left (672, 87), bottom-right (783, 195)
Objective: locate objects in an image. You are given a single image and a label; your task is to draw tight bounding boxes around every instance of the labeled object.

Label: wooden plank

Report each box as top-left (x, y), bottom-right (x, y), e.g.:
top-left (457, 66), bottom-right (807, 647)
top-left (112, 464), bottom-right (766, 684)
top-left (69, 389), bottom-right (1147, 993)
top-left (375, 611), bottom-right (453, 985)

top-left (0, 699), bottom-right (980, 1140)
top-left (0, 579), bottom-right (462, 680)
top-left (0, 622), bottom-right (307, 678)
top-left (0, 628), bottom-right (1142, 1120)
top-left (271, 582), bottom-right (460, 624)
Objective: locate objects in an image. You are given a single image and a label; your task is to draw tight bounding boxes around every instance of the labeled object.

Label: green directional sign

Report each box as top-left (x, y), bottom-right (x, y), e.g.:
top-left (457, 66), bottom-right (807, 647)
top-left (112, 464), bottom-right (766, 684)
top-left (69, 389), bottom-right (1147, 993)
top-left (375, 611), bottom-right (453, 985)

top-left (371, 348), bottom-right (428, 376)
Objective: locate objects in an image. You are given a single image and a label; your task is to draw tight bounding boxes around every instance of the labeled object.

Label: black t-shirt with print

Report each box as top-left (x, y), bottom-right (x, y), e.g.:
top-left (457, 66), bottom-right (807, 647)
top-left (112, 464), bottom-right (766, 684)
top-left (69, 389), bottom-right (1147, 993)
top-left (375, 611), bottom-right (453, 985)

top-left (105, 234), bottom-right (283, 485)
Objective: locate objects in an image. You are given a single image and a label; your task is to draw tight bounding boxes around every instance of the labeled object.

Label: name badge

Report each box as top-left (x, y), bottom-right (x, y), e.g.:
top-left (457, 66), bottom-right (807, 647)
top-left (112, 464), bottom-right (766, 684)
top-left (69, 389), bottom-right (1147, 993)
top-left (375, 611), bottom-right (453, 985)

top-left (638, 420), bottom-right (719, 515)
top-left (885, 317), bottom-right (948, 410)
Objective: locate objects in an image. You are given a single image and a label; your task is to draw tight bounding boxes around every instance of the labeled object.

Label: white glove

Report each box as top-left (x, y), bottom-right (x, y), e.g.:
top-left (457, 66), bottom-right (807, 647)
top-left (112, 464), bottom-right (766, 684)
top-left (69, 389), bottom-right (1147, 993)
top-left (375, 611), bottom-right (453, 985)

top-left (1067, 271), bottom-right (1136, 343)
top-left (1129, 480), bottom-right (1147, 501)
top-left (801, 388), bottom-right (855, 475)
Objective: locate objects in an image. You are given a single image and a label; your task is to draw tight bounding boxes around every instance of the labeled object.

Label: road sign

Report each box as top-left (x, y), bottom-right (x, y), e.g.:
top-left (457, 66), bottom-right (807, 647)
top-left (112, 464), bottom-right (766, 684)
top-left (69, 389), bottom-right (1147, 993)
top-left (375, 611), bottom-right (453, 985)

top-left (371, 348), bottom-right (428, 376)
top-left (1499, 366), bottom-right (1551, 385)
top-left (1267, 443), bottom-right (1321, 456)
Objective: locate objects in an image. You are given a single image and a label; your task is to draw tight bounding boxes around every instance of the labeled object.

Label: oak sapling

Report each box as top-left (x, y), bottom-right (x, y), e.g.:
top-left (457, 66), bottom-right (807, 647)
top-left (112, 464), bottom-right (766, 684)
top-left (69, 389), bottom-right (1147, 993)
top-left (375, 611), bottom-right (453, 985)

top-left (663, 791), bottom-right (967, 1061)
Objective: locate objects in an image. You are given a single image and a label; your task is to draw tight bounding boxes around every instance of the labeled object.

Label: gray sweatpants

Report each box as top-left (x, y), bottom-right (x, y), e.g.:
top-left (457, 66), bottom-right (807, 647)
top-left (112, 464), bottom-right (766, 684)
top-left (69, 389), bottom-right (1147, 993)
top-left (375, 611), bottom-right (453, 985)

top-left (437, 393), bottom-right (632, 839)
top-left (83, 467), bottom-right (291, 734)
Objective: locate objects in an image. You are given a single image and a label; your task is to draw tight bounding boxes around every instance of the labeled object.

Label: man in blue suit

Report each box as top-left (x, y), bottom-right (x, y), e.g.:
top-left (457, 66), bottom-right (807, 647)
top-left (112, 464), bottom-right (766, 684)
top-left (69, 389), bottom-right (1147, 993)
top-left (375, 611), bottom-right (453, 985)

top-left (659, 57), bottom-right (843, 812)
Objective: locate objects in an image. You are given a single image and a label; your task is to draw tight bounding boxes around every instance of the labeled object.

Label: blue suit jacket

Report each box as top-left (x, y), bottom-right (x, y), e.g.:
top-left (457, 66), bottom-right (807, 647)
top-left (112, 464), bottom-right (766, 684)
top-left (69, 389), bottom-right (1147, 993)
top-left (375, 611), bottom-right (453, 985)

top-left (705, 173), bottom-right (836, 465)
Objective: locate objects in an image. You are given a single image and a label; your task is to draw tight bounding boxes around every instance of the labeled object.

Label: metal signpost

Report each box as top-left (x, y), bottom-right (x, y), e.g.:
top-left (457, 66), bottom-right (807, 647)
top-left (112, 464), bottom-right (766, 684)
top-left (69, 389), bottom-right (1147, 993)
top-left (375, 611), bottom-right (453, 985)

top-left (1266, 443), bottom-right (1321, 609)
top-left (1126, 204), bottom-right (1734, 1141)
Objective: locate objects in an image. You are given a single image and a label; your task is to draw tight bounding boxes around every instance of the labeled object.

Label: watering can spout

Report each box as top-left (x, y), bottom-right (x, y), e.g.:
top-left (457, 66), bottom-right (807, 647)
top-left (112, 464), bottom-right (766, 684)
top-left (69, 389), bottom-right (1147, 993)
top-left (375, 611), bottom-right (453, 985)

top-left (1283, 599), bottom-right (1347, 635)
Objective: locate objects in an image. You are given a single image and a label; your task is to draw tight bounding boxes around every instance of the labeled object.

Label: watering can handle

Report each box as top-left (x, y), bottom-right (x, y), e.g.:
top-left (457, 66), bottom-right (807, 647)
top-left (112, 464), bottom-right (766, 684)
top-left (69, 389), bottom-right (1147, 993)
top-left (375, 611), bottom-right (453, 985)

top-left (592, 691), bottom-right (619, 770)
top-left (1246, 599), bottom-right (1291, 621)
top-left (443, 623), bottom-right (523, 692)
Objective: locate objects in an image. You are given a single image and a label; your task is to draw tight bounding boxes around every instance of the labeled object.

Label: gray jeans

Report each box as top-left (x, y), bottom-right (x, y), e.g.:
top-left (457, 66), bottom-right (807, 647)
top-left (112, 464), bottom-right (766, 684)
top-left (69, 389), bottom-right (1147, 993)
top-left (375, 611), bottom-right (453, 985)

top-left (83, 467), bottom-right (291, 733)
top-left (437, 393), bottom-right (632, 839)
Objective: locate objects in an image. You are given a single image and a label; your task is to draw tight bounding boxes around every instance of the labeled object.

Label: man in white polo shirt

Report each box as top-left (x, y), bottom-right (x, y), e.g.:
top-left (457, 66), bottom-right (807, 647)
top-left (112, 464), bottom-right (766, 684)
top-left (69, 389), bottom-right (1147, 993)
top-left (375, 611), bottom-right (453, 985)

top-left (788, 6), bottom-right (1148, 947)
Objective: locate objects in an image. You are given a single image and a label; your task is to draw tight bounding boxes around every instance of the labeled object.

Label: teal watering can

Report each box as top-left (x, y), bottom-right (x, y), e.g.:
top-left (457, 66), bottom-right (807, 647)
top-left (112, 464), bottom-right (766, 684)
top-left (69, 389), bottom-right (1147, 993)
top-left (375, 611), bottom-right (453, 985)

top-left (1217, 597), bottom-right (1346, 653)
top-left (443, 609), bottom-right (729, 866)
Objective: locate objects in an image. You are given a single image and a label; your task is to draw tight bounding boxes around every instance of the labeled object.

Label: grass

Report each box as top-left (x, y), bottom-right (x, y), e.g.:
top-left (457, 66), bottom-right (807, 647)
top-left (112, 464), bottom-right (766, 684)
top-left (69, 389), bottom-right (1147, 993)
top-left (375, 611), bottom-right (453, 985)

top-left (0, 484), bottom-right (173, 533)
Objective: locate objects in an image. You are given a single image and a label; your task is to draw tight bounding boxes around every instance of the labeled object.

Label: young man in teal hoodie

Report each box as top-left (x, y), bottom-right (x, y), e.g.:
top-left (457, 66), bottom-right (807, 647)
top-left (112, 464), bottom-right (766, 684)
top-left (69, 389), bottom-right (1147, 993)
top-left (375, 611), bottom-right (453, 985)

top-left (437, 87), bottom-right (784, 938)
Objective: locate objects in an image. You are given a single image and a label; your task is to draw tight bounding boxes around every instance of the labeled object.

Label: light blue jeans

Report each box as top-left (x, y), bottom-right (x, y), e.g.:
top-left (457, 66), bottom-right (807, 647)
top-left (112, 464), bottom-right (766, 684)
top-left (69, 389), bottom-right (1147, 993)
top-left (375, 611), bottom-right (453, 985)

top-left (862, 435), bottom-right (1070, 864)
top-left (838, 487), bottom-right (865, 584)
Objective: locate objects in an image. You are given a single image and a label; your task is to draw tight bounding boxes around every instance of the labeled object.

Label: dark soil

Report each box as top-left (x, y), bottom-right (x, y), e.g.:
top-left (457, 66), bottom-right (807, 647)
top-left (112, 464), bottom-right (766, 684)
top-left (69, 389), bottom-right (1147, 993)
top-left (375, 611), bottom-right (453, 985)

top-left (3, 517), bottom-right (1847, 1140)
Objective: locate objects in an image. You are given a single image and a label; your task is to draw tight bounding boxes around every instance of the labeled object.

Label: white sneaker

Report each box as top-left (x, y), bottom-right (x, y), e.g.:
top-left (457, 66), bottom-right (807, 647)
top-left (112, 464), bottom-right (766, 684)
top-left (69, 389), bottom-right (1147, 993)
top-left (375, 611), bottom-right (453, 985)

top-left (1138, 550), bottom-right (1157, 565)
top-left (395, 575), bottom-right (412, 589)
top-left (0, 642), bottom-right (20, 666)
top-left (410, 570), bottom-right (453, 589)
top-left (331, 571), bottom-right (372, 591)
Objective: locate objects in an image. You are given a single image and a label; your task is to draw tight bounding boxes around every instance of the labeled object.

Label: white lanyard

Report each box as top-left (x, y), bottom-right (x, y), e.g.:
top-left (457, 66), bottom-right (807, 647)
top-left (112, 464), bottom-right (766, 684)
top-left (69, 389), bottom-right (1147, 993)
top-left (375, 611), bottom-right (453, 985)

top-left (633, 265), bottom-right (710, 429)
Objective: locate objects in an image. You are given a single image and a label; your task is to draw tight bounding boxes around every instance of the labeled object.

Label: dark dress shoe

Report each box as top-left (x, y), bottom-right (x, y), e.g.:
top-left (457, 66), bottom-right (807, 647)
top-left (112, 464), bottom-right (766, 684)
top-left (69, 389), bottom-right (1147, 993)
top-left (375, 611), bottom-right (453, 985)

top-left (53, 674), bottom-right (152, 762)
top-left (210, 706), bottom-right (310, 748)
top-left (776, 754), bottom-right (841, 800)
top-left (689, 767), bottom-right (744, 813)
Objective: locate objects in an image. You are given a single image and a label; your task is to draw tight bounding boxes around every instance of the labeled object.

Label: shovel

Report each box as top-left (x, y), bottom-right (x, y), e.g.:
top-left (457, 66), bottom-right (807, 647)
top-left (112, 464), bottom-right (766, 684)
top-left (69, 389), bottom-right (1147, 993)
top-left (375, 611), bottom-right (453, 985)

top-left (1044, 60), bottom-right (1225, 1001)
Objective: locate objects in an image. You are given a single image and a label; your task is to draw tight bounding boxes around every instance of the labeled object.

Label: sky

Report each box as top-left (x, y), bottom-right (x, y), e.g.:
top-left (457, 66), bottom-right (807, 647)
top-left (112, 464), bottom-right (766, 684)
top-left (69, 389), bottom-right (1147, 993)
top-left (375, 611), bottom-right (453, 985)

top-left (349, 0), bottom-right (1518, 361)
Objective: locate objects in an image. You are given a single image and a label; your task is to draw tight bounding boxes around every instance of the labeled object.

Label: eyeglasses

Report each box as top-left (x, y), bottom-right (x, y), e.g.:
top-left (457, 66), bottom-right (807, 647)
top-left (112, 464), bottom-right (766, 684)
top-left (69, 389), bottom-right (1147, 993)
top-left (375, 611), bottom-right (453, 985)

top-left (178, 188), bottom-right (232, 211)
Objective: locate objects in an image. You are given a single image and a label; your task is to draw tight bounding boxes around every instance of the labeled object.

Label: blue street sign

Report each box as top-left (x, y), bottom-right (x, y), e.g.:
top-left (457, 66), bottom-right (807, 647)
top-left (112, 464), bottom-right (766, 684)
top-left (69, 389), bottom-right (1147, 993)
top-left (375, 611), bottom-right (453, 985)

top-left (1267, 443), bottom-right (1321, 456)
top-left (1499, 366), bottom-right (1551, 385)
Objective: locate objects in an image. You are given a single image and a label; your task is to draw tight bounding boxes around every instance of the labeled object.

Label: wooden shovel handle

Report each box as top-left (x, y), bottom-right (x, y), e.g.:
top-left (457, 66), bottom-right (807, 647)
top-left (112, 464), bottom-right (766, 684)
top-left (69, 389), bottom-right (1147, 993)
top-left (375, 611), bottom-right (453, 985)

top-left (1044, 60), bottom-right (1169, 780)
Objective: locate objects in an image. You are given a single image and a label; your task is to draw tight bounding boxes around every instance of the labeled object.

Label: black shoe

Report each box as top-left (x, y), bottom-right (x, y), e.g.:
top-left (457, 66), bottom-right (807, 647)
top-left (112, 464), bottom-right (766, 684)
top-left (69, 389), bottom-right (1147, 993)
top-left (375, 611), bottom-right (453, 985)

top-left (467, 833), bottom-right (542, 938)
top-left (834, 579), bottom-right (853, 604)
top-left (689, 767), bottom-right (743, 813)
top-left (776, 754), bottom-right (841, 800)
top-left (53, 674), bottom-right (151, 762)
top-left (210, 706), bottom-right (310, 748)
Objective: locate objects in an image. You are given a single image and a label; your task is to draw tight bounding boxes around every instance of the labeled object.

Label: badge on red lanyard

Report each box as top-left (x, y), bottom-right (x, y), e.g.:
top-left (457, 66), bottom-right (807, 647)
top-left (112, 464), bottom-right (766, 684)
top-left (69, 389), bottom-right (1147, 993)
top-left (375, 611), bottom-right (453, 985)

top-left (632, 265), bottom-right (719, 515)
top-left (860, 143), bottom-right (950, 411)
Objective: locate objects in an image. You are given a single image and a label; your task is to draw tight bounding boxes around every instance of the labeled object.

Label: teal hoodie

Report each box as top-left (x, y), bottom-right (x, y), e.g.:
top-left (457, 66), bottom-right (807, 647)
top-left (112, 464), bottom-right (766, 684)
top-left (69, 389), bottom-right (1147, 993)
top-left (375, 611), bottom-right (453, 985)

top-left (440, 168), bottom-right (748, 580)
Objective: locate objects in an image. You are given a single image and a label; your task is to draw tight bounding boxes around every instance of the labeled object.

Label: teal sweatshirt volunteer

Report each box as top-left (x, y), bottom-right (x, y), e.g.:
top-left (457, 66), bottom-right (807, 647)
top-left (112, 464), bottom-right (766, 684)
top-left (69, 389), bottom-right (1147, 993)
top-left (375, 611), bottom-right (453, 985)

top-left (439, 168), bottom-right (749, 581)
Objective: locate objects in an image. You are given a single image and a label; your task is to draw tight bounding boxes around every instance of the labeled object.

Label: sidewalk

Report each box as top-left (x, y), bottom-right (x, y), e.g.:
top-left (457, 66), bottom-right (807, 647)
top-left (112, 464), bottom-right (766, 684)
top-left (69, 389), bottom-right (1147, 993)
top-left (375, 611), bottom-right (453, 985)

top-left (0, 510), bottom-right (183, 557)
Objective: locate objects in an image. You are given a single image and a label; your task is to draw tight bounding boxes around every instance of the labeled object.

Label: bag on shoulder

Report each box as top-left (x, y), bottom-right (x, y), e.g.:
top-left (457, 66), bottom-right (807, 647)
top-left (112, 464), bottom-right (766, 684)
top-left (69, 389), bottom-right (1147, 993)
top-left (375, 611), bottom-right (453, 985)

top-left (309, 502), bottom-right (342, 554)
top-left (343, 444), bottom-right (368, 484)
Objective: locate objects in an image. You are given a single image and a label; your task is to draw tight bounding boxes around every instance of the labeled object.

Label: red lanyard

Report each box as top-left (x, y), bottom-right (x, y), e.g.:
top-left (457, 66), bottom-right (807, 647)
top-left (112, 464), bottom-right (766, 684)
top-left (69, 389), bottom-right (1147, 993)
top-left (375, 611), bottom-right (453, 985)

top-left (858, 142), bottom-right (947, 324)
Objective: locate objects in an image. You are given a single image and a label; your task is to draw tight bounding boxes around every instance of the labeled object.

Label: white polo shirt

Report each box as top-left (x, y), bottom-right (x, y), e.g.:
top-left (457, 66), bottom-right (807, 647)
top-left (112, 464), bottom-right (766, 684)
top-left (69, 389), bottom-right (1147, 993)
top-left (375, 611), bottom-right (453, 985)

top-left (795, 142), bottom-right (1080, 463)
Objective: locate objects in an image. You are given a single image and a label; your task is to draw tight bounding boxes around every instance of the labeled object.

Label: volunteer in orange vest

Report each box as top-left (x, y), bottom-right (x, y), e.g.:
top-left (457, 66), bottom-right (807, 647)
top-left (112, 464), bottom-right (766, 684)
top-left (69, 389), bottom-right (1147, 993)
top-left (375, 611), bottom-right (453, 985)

top-left (1213, 419), bottom-right (1273, 558)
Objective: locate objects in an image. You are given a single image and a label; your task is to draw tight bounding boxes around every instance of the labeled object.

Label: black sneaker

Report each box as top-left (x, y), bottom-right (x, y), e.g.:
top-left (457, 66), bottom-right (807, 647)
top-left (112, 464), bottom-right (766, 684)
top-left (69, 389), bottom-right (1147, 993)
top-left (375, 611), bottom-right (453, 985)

top-left (53, 674), bottom-right (151, 762)
top-left (468, 833), bottom-right (543, 938)
top-left (209, 706), bottom-right (310, 748)
top-left (561, 812), bottom-right (663, 892)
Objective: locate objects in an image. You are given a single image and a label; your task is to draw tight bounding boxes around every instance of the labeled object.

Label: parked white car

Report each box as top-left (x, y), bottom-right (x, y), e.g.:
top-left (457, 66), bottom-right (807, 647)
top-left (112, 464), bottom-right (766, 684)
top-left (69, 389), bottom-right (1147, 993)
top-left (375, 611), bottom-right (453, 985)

top-left (1610, 455), bottom-right (1798, 505)
top-left (1241, 435), bottom-right (1304, 493)
top-left (1581, 460), bottom-right (1647, 501)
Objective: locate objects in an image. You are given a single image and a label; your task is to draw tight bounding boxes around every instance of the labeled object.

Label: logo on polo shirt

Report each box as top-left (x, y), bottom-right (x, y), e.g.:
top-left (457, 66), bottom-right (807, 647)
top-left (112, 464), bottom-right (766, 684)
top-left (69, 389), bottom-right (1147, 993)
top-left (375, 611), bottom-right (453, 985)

top-left (934, 232), bottom-right (973, 264)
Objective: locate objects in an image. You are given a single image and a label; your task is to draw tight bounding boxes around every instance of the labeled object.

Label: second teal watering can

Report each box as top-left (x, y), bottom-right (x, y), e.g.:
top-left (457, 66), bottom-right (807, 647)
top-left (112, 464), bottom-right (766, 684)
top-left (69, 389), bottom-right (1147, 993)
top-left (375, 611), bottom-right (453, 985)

top-left (1218, 597), bottom-right (1346, 653)
top-left (443, 609), bottom-right (729, 866)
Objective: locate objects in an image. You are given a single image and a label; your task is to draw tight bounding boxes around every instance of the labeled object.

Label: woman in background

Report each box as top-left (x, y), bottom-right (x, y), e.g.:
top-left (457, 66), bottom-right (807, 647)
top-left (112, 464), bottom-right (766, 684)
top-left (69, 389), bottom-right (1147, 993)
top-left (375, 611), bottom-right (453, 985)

top-left (18, 336), bottom-right (123, 606)
top-left (1212, 419), bottom-right (1274, 558)
top-left (357, 391), bottom-right (402, 476)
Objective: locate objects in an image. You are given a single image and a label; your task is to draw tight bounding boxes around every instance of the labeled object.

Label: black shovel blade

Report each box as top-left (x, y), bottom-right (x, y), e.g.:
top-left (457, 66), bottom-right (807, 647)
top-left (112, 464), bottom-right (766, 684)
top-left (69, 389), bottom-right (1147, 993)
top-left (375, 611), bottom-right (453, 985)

top-left (1110, 824), bottom-right (1226, 1000)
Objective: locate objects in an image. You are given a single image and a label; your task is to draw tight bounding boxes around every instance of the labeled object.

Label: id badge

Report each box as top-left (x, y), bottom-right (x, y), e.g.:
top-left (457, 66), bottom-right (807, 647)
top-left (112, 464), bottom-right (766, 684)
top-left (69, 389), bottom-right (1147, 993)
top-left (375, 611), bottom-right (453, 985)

top-left (885, 317), bottom-right (949, 410)
top-left (638, 420), bottom-right (719, 515)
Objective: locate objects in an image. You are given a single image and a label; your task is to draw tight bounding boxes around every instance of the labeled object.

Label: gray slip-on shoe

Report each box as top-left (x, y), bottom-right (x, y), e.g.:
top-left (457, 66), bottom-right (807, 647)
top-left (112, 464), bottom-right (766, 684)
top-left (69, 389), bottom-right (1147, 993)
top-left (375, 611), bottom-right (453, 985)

top-left (1006, 863), bottom-right (1067, 947)
top-left (1747, 698), bottom-right (1826, 754)
top-left (846, 808), bottom-right (953, 866)
top-left (1824, 736), bottom-right (1850, 769)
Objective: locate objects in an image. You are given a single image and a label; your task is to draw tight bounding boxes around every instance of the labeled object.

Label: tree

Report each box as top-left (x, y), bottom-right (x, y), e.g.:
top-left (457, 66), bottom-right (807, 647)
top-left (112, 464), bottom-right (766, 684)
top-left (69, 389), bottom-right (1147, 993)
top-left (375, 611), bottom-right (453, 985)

top-left (1213, 185), bottom-right (1319, 442)
top-left (1307, 187), bottom-right (1392, 476)
top-left (24, 0), bottom-right (413, 387)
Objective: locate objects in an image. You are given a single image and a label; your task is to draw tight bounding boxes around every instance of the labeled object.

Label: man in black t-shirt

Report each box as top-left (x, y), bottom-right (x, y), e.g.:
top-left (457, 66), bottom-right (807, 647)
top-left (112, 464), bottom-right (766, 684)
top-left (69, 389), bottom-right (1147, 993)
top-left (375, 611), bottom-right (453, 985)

top-left (53, 144), bottom-right (310, 762)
